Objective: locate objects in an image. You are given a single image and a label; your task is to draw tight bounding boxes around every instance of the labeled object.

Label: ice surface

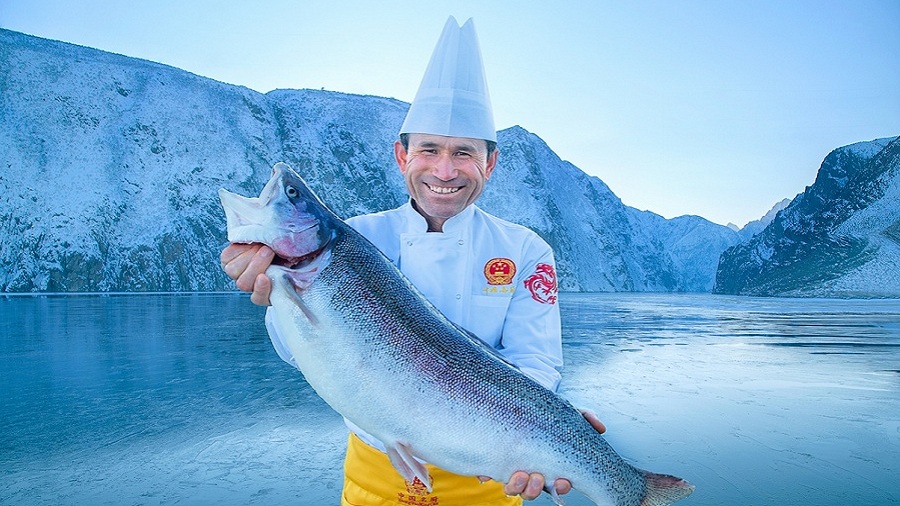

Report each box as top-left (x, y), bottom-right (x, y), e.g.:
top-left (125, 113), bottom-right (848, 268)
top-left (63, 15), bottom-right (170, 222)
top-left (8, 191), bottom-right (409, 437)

top-left (0, 294), bottom-right (346, 504)
top-left (1, 293), bottom-right (898, 505)
top-left (556, 293), bottom-right (900, 506)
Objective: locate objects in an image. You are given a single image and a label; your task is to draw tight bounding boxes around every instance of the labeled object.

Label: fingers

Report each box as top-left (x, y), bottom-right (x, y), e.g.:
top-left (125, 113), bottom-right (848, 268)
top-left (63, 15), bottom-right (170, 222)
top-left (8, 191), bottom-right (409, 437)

top-left (249, 273), bottom-right (272, 306)
top-left (523, 474), bottom-right (544, 500)
top-left (220, 242), bottom-right (252, 268)
top-left (581, 409), bottom-right (607, 435)
top-left (222, 243), bottom-right (262, 282)
top-left (221, 243), bottom-right (275, 306)
top-left (504, 471), bottom-right (545, 501)
top-left (234, 246), bottom-right (273, 291)
top-left (554, 478), bottom-right (572, 495)
top-left (503, 471), bottom-right (527, 496)
top-left (500, 411), bottom-right (603, 502)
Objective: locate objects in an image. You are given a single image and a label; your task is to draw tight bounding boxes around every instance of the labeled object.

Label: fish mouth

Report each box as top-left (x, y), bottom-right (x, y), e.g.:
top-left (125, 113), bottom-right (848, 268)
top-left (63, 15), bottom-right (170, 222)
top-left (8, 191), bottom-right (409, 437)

top-left (270, 233), bottom-right (331, 271)
top-left (219, 184), bottom-right (327, 266)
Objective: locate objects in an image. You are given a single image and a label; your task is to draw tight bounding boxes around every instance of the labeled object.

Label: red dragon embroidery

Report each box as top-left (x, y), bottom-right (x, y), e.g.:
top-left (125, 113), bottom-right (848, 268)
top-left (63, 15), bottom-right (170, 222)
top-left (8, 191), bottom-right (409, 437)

top-left (524, 263), bottom-right (558, 304)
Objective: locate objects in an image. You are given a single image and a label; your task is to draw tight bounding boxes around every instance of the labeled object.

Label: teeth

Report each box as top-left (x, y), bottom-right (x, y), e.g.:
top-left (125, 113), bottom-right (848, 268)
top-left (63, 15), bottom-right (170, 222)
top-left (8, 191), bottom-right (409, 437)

top-left (426, 183), bottom-right (461, 194)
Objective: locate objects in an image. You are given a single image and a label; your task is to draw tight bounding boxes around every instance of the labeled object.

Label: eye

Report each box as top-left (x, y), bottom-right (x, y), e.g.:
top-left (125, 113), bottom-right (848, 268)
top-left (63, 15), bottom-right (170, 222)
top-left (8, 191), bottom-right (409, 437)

top-left (285, 186), bottom-right (299, 198)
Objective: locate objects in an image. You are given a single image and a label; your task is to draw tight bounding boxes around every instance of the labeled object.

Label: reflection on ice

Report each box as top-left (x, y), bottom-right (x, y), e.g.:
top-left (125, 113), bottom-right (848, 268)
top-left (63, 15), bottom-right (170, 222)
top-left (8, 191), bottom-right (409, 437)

top-left (1, 293), bottom-right (898, 505)
top-left (0, 294), bottom-right (347, 504)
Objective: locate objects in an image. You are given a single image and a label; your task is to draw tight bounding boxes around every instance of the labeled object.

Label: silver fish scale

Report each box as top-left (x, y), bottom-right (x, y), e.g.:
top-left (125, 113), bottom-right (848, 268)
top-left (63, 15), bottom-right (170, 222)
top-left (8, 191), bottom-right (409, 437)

top-left (297, 225), bottom-right (649, 505)
top-left (231, 163), bottom-right (693, 505)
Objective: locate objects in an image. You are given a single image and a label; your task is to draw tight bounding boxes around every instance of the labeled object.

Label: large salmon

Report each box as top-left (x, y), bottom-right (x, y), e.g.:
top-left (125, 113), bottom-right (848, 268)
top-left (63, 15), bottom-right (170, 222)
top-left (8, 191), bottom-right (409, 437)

top-left (219, 162), bottom-right (694, 506)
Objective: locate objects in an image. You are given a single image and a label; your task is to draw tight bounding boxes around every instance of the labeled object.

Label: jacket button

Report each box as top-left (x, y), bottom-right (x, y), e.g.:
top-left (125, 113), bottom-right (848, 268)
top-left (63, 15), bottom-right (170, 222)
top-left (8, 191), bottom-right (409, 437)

top-left (456, 294), bottom-right (462, 300)
top-left (407, 241), bottom-right (413, 246)
top-left (458, 240), bottom-right (464, 245)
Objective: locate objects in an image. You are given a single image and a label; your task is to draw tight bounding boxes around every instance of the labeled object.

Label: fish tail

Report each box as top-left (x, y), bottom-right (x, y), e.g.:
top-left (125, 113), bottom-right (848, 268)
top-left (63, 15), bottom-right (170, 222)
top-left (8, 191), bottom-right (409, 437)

top-left (639, 470), bottom-right (694, 506)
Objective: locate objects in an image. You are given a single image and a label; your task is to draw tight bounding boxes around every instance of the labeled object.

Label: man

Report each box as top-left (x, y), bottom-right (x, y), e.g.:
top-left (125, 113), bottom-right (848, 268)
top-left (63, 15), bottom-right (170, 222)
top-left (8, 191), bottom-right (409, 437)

top-left (221, 17), bottom-right (604, 505)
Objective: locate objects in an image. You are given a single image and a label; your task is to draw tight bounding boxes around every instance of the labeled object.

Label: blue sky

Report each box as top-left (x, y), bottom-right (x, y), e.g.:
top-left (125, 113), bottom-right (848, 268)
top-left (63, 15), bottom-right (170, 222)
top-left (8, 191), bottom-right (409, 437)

top-left (3, 0), bottom-right (899, 226)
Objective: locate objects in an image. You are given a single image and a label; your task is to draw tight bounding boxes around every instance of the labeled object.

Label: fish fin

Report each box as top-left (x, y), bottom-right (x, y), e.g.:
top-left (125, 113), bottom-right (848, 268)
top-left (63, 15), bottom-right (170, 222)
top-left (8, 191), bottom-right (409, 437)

top-left (639, 471), bottom-right (694, 506)
top-left (281, 275), bottom-right (320, 326)
top-left (385, 443), bottom-right (432, 493)
top-left (543, 482), bottom-right (565, 505)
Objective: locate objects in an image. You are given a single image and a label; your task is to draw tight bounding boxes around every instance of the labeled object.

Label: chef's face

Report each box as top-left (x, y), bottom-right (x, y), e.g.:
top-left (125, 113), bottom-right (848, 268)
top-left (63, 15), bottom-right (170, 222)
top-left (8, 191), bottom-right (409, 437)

top-left (395, 133), bottom-right (498, 232)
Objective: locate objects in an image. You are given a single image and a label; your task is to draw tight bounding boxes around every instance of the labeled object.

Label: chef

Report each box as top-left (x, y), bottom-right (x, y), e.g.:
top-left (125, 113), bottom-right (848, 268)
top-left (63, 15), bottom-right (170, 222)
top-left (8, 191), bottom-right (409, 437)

top-left (221, 16), bottom-right (605, 505)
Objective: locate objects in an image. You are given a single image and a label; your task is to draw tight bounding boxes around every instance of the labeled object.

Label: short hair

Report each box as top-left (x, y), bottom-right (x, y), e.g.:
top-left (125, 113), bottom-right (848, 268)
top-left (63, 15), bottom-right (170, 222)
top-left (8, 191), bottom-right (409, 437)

top-left (399, 133), bottom-right (497, 156)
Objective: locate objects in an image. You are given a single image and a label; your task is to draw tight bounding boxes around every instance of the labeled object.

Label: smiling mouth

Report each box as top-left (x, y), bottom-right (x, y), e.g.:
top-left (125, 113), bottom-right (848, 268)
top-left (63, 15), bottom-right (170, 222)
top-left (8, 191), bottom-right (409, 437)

top-left (425, 182), bottom-right (462, 195)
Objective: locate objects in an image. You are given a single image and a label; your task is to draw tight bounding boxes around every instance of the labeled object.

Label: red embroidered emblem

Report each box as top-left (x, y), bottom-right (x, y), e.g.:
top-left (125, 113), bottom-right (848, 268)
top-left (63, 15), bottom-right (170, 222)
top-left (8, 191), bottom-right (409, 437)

top-left (524, 263), bottom-right (558, 304)
top-left (484, 258), bottom-right (516, 285)
top-left (399, 477), bottom-right (438, 505)
top-left (404, 477), bottom-right (431, 496)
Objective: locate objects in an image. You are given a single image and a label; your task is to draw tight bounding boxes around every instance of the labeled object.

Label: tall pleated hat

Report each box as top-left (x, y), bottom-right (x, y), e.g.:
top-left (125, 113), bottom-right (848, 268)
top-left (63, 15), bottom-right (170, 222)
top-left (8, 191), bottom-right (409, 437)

top-left (400, 16), bottom-right (496, 142)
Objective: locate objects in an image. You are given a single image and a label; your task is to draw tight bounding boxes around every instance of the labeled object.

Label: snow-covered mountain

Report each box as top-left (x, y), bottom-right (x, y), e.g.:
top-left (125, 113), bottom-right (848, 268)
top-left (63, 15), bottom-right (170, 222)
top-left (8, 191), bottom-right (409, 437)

top-left (0, 29), bottom-right (771, 293)
top-left (629, 211), bottom-right (743, 292)
top-left (729, 198), bottom-right (792, 240)
top-left (480, 127), bottom-right (745, 292)
top-left (715, 136), bottom-right (900, 297)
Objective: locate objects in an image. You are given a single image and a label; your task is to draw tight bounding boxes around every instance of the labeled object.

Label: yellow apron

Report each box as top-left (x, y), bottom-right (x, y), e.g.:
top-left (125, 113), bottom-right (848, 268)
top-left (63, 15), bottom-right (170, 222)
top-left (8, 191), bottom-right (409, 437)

top-left (341, 433), bottom-right (523, 506)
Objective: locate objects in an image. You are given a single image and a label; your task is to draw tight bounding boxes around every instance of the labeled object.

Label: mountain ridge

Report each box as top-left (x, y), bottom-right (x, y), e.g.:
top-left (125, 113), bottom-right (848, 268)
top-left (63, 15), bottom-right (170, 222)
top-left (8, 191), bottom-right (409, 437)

top-left (714, 136), bottom-right (900, 297)
top-left (3, 29), bottom-right (894, 296)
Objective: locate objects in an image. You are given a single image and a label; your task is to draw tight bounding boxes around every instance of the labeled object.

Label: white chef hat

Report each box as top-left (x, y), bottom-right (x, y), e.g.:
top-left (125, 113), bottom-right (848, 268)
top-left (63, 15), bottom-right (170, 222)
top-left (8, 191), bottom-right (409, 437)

top-left (399, 16), bottom-right (496, 142)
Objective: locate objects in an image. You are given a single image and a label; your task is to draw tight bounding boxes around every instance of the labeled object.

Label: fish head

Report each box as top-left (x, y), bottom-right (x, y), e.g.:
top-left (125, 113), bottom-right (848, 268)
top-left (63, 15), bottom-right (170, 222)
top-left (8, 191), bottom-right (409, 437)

top-left (219, 162), bottom-right (335, 287)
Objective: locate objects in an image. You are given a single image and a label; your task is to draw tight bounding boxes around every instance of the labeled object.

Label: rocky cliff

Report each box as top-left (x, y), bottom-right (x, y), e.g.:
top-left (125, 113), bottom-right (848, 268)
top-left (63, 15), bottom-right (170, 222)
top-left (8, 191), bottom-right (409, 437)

top-left (715, 137), bottom-right (900, 297)
top-left (0, 28), bottom-right (792, 294)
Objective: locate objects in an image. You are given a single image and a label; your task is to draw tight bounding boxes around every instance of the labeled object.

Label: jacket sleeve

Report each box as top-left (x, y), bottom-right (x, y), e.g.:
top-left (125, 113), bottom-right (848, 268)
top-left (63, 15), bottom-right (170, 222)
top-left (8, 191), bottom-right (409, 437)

top-left (497, 235), bottom-right (563, 391)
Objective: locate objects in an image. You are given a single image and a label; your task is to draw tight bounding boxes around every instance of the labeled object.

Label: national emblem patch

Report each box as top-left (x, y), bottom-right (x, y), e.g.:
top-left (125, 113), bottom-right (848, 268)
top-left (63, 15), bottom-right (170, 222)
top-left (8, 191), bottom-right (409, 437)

top-left (399, 476), bottom-right (437, 505)
top-left (484, 258), bottom-right (516, 285)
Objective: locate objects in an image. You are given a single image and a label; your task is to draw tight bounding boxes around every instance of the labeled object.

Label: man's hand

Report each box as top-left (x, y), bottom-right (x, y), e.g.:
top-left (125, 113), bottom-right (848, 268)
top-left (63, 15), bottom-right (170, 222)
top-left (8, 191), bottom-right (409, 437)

top-left (220, 243), bottom-right (275, 306)
top-left (499, 410), bottom-right (606, 500)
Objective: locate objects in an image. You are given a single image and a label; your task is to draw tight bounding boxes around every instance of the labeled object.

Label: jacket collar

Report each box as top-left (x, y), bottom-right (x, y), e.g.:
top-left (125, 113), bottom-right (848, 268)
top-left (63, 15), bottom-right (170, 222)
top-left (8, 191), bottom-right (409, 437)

top-left (402, 200), bottom-right (477, 235)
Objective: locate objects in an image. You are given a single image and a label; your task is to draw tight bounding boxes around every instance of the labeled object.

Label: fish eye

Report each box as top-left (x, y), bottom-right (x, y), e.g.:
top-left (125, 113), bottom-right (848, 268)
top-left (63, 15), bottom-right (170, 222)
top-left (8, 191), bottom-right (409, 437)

top-left (285, 186), bottom-right (299, 198)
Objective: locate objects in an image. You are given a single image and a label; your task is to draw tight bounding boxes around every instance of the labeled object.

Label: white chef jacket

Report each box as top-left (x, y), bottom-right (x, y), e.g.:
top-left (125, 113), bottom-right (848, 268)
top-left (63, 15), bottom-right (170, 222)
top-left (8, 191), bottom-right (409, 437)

top-left (265, 201), bottom-right (563, 448)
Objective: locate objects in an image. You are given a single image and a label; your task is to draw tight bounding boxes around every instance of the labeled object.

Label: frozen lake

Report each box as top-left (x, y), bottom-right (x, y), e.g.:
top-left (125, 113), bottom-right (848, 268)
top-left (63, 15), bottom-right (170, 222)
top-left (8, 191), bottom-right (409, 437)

top-left (1, 293), bottom-right (898, 505)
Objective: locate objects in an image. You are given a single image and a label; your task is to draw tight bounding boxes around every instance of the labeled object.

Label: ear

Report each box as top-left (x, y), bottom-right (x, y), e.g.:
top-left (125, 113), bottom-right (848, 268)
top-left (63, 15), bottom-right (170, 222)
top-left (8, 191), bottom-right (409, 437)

top-left (484, 148), bottom-right (499, 180)
top-left (394, 140), bottom-right (409, 174)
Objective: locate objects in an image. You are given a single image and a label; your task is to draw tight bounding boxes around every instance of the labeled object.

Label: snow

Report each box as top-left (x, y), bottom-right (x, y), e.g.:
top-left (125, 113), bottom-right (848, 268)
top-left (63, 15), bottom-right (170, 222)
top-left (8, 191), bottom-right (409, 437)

top-left (838, 137), bottom-right (895, 159)
top-left (3, 28), bottom-right (897, 297)
top-left (1, 29), bottom-right (742, 294)
top-left (716, 136), bottom-right (900, 297)
top-left (738, 197), bottom-right (792, 239)
top-left (812, 237), bottom-right (900, 297)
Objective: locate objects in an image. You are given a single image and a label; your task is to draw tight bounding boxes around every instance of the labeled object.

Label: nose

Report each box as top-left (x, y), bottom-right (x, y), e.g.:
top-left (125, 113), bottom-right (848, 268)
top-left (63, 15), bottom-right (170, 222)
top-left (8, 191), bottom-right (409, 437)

top-left (432, 153), bottom-right (457, 181)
